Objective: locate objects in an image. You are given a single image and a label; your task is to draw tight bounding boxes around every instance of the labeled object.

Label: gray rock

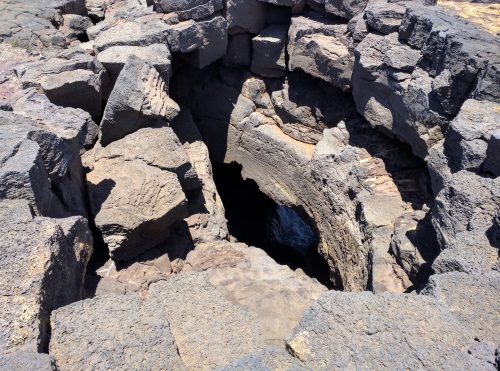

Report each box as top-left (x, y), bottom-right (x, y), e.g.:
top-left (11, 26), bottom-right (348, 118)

top-left (165, 19), bottom-right (202, 53)
top-left (50, 294), bottom-right (185, 370)
top-left (365, 3), bottom-right (406, 34)
top-left (485, 130), bottom-right (500, 176)
top-left (99, 55), bottom-right (179, 146)
top-left (0, 199), bottom-right (92, 354)
top-left (155, 0), bottom-right (224, 20)
top-left (347, 13), bottom-right (369, 42)
top-left (287, 16), bottom-right (353, 91)
top-left (259, 0), bottom-right (303, 7)
top-left (15, 48), bottom-right (104, 90)
top-left (287, 290), bottom-right (494, 370)
top-left (182, 15), bottom-right (228, 68)
top-left (324, 0), bottom-right (369, 20)
top-left (87, 157), bottom-right (188, 260)
top-left (92, 18), bottom-right (171, 52)
top-left (84, 126), bottom-right (201, 192)
top-left (96, 44), bottom-right (172, 88)
top-left (60, 14), bottom-right (94, 41)
top-left (40, 69), bottom-right (103, 118)
top-left (251, 25), bottom-right (288, 78)
top-left (223, 33), bottom-right (253, 67)
top-left (225, 0), bottom-right (268, 34)
top-left (431, 171), bottom-right (500, 274)
top-left (444, 99), bottom-right (500, 174)
top-left (86, 0), bottom-right (106, 20)
top-left (148, 272), bottom-right (267, 370)
top-left (421, 271), bottom-right (500, 347)
top-left (0, 1), bottom-right (67, 51)
top-left (217, 347), bottom-right (309, 370)
top-left (0, 351), bottom-right (55, 371)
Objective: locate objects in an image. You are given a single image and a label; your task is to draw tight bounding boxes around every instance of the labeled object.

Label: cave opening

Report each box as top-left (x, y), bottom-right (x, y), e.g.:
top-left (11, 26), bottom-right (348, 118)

top-left (212, 161), bottom-right (334, 289)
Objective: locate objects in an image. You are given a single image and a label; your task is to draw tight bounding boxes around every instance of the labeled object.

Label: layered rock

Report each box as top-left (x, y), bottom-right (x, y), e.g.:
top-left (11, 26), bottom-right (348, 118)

top-left (0, 199), bottom-right (92, 354)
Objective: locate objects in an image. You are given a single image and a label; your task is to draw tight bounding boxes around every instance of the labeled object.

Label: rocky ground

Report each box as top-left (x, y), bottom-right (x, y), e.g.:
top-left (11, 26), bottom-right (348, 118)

top-left (0, 0), bottom-right (499, 369)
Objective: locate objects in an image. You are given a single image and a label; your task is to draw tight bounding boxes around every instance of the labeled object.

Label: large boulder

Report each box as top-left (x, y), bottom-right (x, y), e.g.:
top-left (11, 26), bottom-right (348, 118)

top-left (0, 199), bottom-right (92, 354)
top-left (225, 0), bottom-right (268, 34)
top-left (50, 294), bottom-right (185, 370)
top-left (421, 271), bottom-right (500, 347)
top-left (99, 55), bottom-right (180, 146)
top-left (148, 272), bottom-right (267, 369)
top-left (96, 44), bottom-right (172, 89)
top-left (431, 171), bottom-right (500, 274)
top-left (0, 351), bottom-right (55, 371)
top-left (86, 156), bottom-right (188, 261)
top-left (155, 0), bottom-right (223, 20)
top-left (287, 290), bottom-right (494, 369)
top-left (287, 16), bottom-right (353, 91)
top-left (444, 99), bottom-right (500, 174)
top-left (251, 25), bottom-right (288, 78)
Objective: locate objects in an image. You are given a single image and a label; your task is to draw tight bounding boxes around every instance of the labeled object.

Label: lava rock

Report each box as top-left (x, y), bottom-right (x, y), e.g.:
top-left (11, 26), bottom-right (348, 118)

top-left (86, 157), bottom-right (188, 261)
top-left (444, 99), bottom-right (500, 174)
top-left (287, 16), bottom-right (353, 91)
top-left (148, 272), bottom-right (267, 369)
top-left (0, 199), bottom-right (92, 354)
top-left (0, 352), bottom-right (55, 371)
top-left (225, 0), bottom-right (268, 34)
top-left (421, 271), bottom-right (500, 347)
top-left (251, 24), bottom-right (288, 78)
top-left (217, 347), bottom-right (308, 370)
top-left (431, 170), bottom-right (500, 274)
top-left (485, 130), bottom-right (500, 176)
top-left (154, 0), bottom-right (223, 20)
top-left (99, 55), bottom-right (179, 146)
top-left (50, 294), bottom-right (185, 370)
top-left (287, 290), bottom-right (494, 369)
top-left (223, 33), bottom-right (253, 67)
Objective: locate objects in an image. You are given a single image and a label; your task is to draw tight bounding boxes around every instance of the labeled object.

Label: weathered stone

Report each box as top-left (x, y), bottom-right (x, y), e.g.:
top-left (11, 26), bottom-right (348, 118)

top-left (444, 99), bottom-right (500, 173)
top-left (99, 55), bottom-right (179, 146)
top-left (0, 199), bottom-right (92, 354)
top-left (87, 157), bottom-right (188, 261)
top-left (60, 14), bottom-right (94, 41)
top-left (182, 15), bottom-right (228, 68)
top-left (251, 24), bottom-right (288, 78)
top-left (183, 242), bottom-right (327, 344)
top-left (222, 33), bottom-right (253, 67)
top-left (93, 18), bottom-right (171, 52)
top-left (288, 16), bottom-right (353, 91)
top-left (225, 0), bottom-right (268, 34)
top-left (86, 0), bottom-right (106, 21)
top-left (84, 126), bottom-right (201, 191)
top-left (40, 69), bottom-right (103, 118)
top-left (217, 347), bottom-right (308, 370)
top-left (155, 0), bottom-right (224, 20)
top-left (96, 44), bottom-right (172, 88)
top-left (431, 171), bottom-right (500, 274)
top-left (421, 271), bottom-right (500, 347)
top-left (0, 351), bottom-right (55, 371)
top-left (324, 0), bottom-right (369, 20)
top-left (165, 19), bottom-right (202, 53)
top-left (50, 294), bottom-right (185, 370)
top-left (485, 130), bottom-right (500, 176)
top-left (148, 272), bottom-right (267, 370)
top-left (365, 3), bottom-right (406, 34)
top-left (287, 291), bottom-right (494, 369)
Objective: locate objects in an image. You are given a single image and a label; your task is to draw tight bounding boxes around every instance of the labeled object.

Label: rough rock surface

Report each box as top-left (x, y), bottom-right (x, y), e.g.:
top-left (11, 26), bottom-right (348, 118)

top-left (148, 272), bottom-right (267, 370)
top-left (421, 271), bottom-right (500, 347)
top-left (251, 25), bottom-right (288, 78)
top-left (50, 294), bottom-right (185, 370)
top-left (431, 171), bottom-right (499, 274)
top-left (0, 351), bottom-right (55, 371)
top-left (217, 347), bottom-right (308, 371)
top-left (0, 199), bottom-right (92, 354)
top-left (182, 242), bottom-right (327, 344)
top-left (287, 290), bottom-right (495, 370)
top-left (288, 16), bottom-right (353, 91)
top-left (86, 156), bottom-right (187, 261)
top-left (99, 55), bottom-right (179, 146)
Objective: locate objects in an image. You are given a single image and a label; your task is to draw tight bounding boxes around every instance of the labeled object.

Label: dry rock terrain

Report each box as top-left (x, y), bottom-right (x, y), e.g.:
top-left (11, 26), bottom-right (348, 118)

top-left (0, 0), bottom-right (498, 369)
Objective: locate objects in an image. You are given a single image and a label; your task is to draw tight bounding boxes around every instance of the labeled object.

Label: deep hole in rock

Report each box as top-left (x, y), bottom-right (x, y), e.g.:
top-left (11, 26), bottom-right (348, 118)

top-left (212, 161), bottom-right (334, 288)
